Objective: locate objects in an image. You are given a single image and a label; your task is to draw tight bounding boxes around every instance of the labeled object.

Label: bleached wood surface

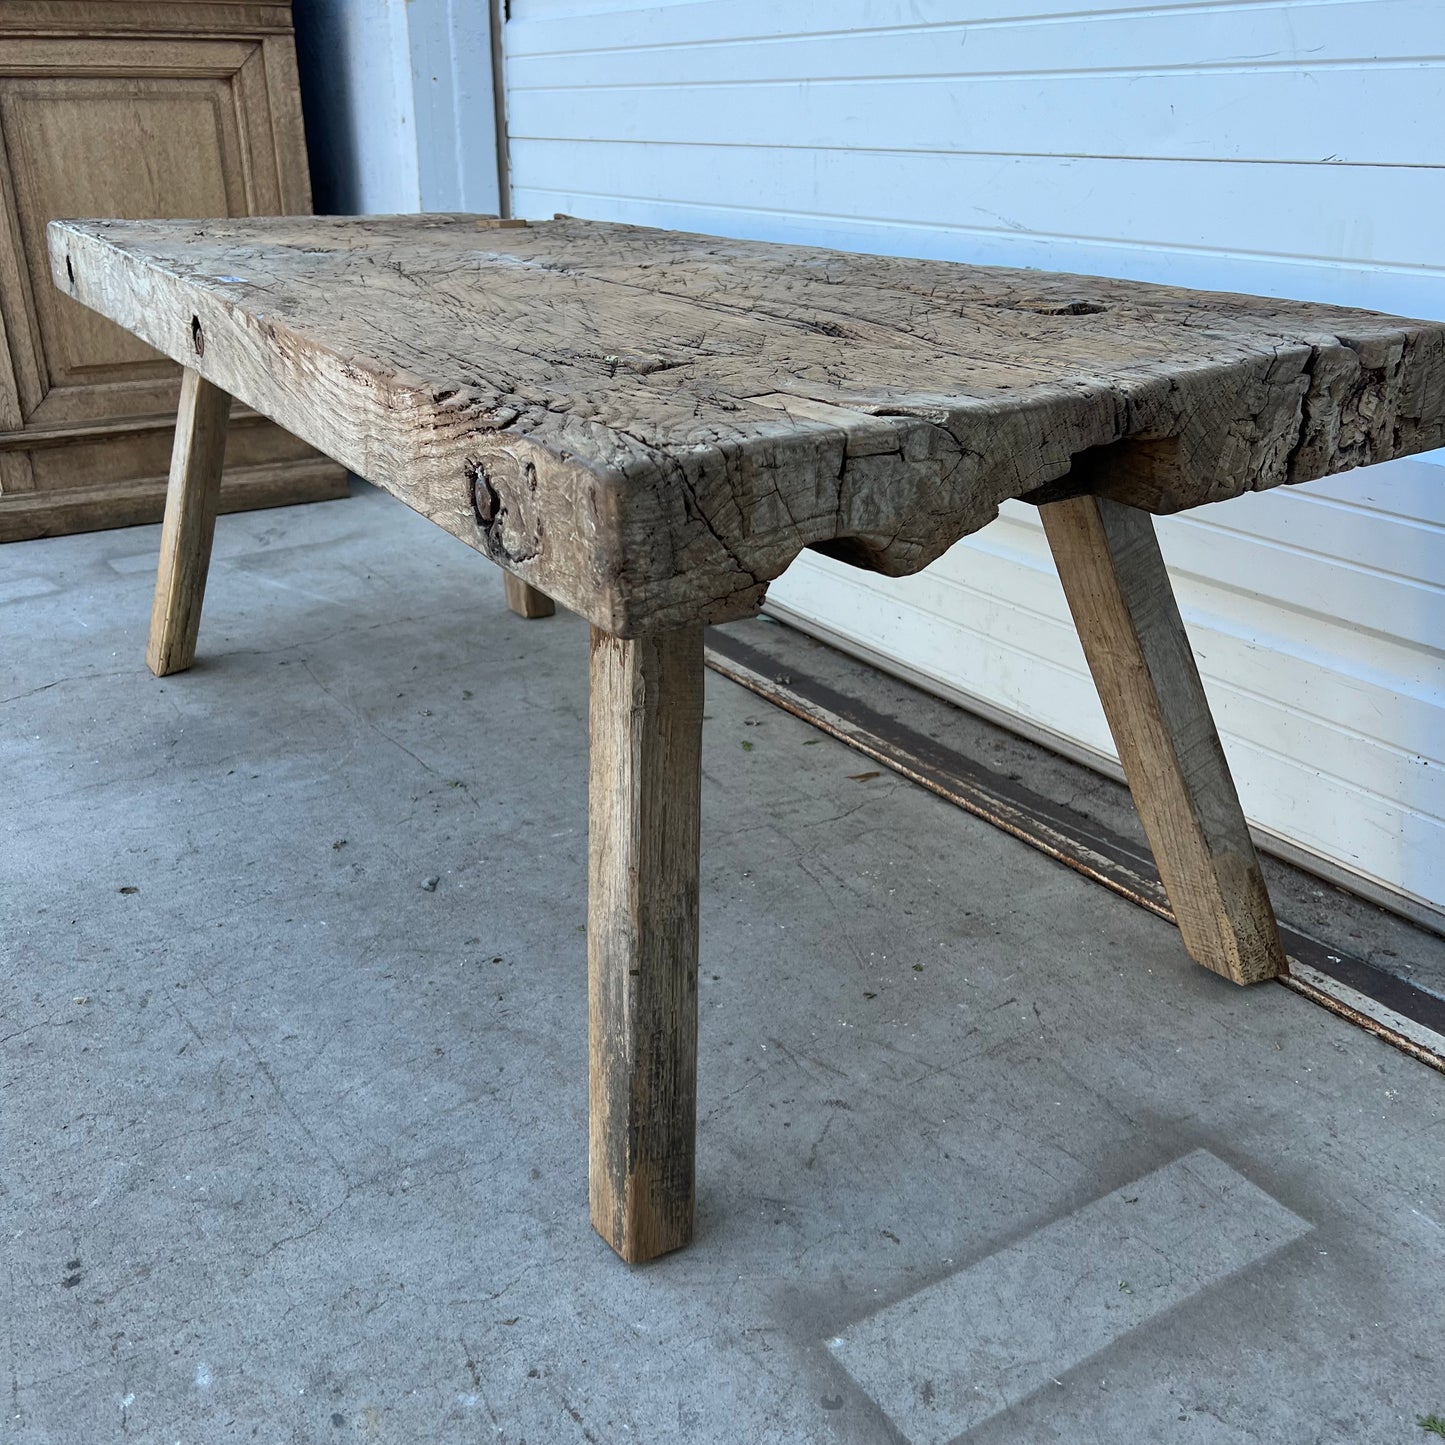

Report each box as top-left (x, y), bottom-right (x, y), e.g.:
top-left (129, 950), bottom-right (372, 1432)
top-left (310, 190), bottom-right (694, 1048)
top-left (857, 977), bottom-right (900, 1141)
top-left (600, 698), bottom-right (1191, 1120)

top-left (1042, 494), bottom-right (1285, 986)
top-left (48, 214), bottom-right (1445, 635)
top-left (145, 370), bottom-right (232, 677)
top-left (587, 626), bottom-right (704, 1262)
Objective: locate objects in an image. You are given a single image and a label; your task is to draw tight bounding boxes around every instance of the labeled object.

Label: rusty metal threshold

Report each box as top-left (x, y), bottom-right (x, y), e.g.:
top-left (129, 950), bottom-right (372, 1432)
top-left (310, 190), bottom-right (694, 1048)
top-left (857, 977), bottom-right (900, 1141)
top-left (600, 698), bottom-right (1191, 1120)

top-left (703, 627), bottom-right (1445, 1075)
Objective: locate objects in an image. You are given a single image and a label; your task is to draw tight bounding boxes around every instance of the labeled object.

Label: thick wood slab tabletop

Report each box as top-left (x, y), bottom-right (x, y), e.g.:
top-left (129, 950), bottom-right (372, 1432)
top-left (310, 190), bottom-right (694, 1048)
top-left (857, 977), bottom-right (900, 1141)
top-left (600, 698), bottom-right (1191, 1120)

top-left (49, 214), bottom-right (1445, 634)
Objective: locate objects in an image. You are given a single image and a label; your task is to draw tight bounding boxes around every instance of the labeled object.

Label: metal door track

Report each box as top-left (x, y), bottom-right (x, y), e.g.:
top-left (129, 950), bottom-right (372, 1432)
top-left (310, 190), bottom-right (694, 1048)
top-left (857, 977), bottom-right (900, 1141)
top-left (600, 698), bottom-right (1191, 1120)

top-left (704, 628), bottom-right (1445, 1075)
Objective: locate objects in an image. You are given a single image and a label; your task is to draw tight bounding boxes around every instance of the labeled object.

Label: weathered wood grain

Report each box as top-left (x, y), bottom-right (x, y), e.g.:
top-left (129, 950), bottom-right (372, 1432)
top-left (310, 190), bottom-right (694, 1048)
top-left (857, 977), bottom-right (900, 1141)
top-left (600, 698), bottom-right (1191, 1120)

top-left (47, 214), bottom-right (1445, 634)
top-left (146, 369), bottom-right (232, 677)
top-left (503, 573), bottom-right (555, 619)
top-left (588, 625), bottom-right (704, 1263)
top-left (1041, 493), bottom-right (1285, 985)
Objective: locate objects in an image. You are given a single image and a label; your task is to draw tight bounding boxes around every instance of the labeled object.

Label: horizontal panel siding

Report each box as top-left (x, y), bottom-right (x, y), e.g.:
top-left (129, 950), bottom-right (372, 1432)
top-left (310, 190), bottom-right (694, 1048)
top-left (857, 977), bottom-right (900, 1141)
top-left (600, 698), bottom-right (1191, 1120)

top-left (511, 69), bottom-right (1441, 168)
top-left (509, 0), bottom-right (1444, 51)
top-left (512, 140), bottom-right (1442, 274)
top-left (1163, 516), bottom-right (1445, 654)
top-left (503, 0), bottom-right (1445, 915)
top-left (1307, 459), bottom-right (1445, 526)
top-left (510, 1), bottom-right (1441, 81)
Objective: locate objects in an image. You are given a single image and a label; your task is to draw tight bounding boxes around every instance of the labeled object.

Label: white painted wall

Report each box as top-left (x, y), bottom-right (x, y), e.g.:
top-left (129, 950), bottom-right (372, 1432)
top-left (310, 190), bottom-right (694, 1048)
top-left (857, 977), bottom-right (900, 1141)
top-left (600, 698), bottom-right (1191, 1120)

top-left (502, 0), bottom-right (1445, 920)
top-left (295, 0), bottom-right (500, 216)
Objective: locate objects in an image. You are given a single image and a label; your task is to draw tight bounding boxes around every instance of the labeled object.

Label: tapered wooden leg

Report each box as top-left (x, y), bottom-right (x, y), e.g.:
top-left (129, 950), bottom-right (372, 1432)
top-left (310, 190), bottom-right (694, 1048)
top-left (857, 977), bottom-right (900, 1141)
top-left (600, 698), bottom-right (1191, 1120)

top-left (1041, 494), bottom-right (1285, 985)
top-left (503, 573), bottom-right (555, 618)
top-left (588, 625), bottom-right (704, 1262)
top-left (146, 369), bottom-right (232, 677)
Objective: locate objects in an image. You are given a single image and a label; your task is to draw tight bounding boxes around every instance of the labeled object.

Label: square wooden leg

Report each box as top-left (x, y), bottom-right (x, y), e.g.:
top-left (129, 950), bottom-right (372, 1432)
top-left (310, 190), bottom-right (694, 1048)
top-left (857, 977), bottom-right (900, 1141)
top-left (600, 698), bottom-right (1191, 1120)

top-left (503, 574), bottom-right (555, 618)
top-left (587, 625), bottom-right (704, 1262)
top-left (146, 368), bottom-right (232, 677)
top-left (1041, 493), bottom-right (1285, 985)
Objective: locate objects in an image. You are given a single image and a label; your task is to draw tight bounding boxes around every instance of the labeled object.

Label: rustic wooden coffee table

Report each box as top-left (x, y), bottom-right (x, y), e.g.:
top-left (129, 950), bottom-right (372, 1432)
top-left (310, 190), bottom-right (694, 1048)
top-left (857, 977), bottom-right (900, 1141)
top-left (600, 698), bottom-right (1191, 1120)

top-left (48, 214), bottom-right (1445, 1262)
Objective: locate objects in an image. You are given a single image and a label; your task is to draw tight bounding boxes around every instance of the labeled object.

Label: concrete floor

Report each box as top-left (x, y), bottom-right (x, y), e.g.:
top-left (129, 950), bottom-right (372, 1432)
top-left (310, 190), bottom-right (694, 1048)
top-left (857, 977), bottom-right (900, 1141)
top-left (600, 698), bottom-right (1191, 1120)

top-left (3, 483), bottom-right (1443, 1445)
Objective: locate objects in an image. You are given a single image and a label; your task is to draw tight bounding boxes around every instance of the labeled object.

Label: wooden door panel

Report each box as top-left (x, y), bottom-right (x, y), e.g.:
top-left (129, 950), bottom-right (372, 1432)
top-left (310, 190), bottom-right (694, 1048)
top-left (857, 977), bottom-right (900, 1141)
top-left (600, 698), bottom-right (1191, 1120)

top-left (4, 79), bottom-right (244, 413)
top-left (0, 38), bottom-right (284, 440)
top-left (0, 15), bottom-right (344, 536)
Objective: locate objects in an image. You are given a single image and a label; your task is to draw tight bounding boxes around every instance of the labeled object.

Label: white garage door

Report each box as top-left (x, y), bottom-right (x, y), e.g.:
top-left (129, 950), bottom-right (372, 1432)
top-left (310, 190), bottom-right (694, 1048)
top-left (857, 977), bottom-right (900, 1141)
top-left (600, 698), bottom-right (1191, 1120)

top-left (502, 0), bottom-right (1445, 922)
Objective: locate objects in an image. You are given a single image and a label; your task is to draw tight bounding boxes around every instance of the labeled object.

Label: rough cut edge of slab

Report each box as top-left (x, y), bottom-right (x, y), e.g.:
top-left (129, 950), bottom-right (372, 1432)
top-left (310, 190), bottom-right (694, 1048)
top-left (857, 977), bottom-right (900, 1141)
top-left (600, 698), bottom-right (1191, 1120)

top-left (47, 216), bottom-right (1445, 635)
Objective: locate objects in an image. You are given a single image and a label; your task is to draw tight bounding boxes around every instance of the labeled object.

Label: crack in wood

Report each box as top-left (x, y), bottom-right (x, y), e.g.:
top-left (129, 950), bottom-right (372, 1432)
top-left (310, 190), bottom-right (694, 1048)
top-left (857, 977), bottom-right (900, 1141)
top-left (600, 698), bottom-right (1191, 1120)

top-left (48, 214), bottom-right (1445, 634)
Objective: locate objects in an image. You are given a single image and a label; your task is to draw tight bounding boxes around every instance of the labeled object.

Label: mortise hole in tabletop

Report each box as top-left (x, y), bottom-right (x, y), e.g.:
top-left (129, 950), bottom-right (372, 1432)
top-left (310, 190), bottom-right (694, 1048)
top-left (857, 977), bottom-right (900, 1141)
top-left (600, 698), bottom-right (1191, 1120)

top-left (1015, 298), bottom-right (1110, 316)
top-left (1020, 433), bottom-right (1186, 510)
top-left (808, 536), bottom-right (888, 570)
top-left (65, 255), bottom-right (74, 286)
top-left (191, 314), bottom-right (204, 357)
